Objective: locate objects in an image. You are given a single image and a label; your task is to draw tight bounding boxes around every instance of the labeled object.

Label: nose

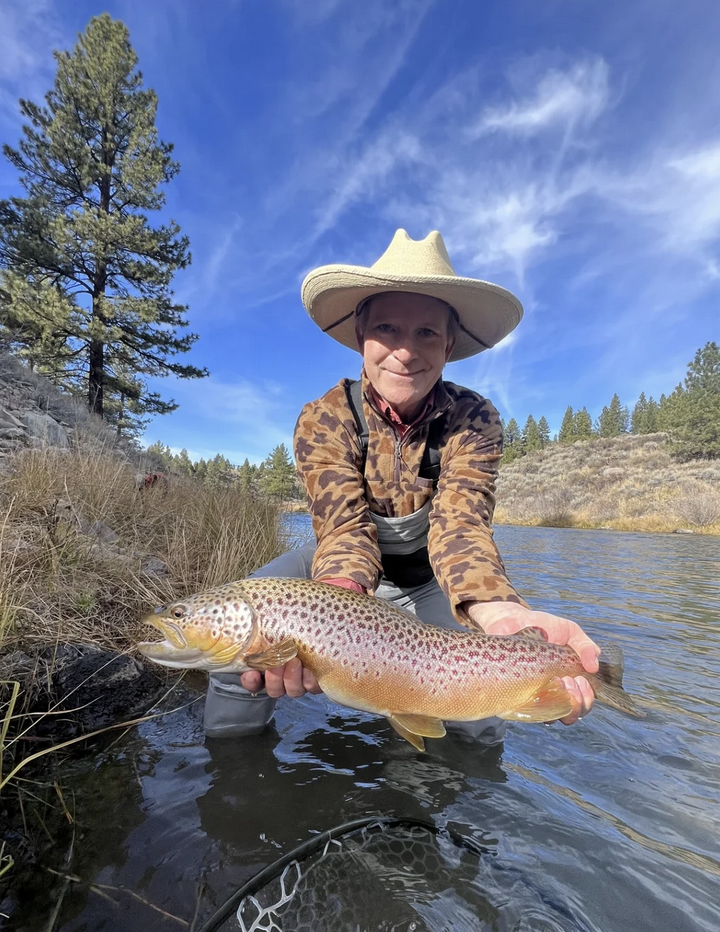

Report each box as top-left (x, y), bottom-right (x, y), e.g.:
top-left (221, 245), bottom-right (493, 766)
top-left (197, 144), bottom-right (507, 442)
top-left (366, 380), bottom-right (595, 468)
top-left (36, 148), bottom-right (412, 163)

top-left (391, 336), bottom-right (420, 362)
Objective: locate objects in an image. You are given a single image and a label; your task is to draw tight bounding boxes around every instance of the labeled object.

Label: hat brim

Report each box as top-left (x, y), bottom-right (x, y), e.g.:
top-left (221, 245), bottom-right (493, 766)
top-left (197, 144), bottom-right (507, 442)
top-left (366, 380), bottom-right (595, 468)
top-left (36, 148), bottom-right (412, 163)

top-left (302, 266), bottom-right (523, 362)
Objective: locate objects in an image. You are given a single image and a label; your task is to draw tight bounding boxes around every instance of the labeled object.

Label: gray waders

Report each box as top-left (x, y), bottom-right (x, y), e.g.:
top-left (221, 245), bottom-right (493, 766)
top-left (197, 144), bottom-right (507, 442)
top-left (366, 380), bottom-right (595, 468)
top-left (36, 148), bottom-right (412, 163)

top-left (203, 508), bottom-right (506, 745)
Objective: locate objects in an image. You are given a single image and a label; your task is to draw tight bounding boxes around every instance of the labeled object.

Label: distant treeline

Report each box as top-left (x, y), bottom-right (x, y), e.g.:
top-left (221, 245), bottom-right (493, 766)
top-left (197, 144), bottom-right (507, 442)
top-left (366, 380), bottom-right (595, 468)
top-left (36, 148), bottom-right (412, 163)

top-left (145, 441), bottom-right (304, 500)
top-left (145, 341), bottom-right (718, 490)
top-left (501, 341), bottom-right (719, 464)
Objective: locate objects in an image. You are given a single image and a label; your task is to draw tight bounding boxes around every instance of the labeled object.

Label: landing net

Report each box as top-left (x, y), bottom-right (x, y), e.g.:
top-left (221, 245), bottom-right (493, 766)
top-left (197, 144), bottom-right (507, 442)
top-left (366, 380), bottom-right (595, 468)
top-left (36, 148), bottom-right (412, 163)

top-left (197, 816), bottom-right (490, 932)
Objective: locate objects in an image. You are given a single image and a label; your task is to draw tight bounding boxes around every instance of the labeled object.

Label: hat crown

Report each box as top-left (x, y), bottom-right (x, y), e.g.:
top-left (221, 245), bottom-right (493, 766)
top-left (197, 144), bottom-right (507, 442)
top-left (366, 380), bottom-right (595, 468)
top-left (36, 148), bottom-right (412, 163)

top-left (371, 229), bottom-right (457, 278)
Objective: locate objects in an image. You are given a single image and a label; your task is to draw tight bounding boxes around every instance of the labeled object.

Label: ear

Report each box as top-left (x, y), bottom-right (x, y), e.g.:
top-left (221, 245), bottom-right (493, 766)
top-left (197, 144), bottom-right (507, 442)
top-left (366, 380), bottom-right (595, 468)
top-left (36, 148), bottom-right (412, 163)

top-left (444, 335), bottom-right (456, 362)
top-left (355, 322), bottom-right (365, 352)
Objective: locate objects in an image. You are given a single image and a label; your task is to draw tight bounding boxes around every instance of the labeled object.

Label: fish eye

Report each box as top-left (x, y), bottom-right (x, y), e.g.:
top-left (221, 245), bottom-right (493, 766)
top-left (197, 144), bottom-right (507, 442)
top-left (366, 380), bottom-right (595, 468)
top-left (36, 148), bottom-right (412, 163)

top-left (171, 605), bottom-right (187, 619)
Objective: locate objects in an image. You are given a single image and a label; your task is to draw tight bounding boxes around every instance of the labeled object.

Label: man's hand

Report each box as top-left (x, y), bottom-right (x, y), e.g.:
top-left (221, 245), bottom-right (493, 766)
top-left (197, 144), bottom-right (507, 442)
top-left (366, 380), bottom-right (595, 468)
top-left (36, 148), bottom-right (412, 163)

top-left (463, 601), bottom-right (600, 725)
top-left (240, 660), bottom-right (322, 698)
top-left (239, 577), bottom-right (363, 699)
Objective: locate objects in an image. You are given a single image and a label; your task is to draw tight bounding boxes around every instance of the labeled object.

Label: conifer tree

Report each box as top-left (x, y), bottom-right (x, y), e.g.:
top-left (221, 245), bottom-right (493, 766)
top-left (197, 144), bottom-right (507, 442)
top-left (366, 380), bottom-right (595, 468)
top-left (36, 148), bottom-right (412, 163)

top-left (175, 449), bottom-right (195, 477)
top-left (205, 453), bottom-right (234, 486)
top-left (537, 415), bottom-right (551, 447)
top-left (501, 417), bottom-right (522, 464)
top-left (644, 397), bottom-right (660, 433)
top-left (238, 458), bottom-right (258, 497)
top-left (631, 393), bottom-right (661, 434)
top-left (631, 392), bottom-right (648, 434)
top-left (598, 393), bottom-right (628, 437)
top-left (573, 407), bottom-right (594, 440)
top-left (262, 444), bottom-right (298, 500)
top-left (673, 341), bottom-right (720, 458)
top-left (0, 14), bottom-right (207, 432)
top-left (658, 384), bottom-right (687, 433)
top-left (558, 406), bottom-right (575, 444)
top-left (523, 414), bottom-right (543, 452)
top-left (0, 269), bottom-right (78, 379)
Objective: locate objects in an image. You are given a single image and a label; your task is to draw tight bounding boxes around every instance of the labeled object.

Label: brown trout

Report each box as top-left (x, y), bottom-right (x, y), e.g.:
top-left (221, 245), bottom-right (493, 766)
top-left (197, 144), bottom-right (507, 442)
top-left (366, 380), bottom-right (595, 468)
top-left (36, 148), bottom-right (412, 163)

top-left (138, 577), bottom-right (643, 750)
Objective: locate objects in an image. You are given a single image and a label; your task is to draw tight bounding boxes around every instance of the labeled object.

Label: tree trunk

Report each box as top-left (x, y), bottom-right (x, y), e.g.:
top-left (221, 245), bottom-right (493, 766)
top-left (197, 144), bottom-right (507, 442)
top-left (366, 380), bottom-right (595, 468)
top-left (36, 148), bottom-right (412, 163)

top-left (88, 336), bottom-right (104, 416)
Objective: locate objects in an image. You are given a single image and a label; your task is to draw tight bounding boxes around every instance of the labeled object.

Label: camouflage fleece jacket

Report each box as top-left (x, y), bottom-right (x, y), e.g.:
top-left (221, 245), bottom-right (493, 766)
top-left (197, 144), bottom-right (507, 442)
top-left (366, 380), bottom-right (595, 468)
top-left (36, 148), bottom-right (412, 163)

top-left (293, 371), bottom-right (527, 623)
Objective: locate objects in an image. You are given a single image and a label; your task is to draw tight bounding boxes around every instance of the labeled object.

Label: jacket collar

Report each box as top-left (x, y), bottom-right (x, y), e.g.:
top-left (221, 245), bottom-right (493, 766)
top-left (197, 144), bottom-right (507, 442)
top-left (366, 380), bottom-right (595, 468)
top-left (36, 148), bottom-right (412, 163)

top-left (361, 369), bottom-right (452, 428)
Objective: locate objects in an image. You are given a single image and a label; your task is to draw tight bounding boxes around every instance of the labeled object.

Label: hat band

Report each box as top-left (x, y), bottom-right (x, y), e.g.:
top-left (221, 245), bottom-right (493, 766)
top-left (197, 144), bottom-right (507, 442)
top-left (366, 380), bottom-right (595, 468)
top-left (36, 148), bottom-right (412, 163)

top-left (323, 299), bottom-right (491, 350)
top-left (322, 309), bottom-right (355, 333)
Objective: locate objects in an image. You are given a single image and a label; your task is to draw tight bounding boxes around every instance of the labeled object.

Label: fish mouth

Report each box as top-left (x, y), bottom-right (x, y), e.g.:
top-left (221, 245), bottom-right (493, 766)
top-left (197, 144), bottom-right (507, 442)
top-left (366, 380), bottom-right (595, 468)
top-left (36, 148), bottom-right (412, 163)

top-left (138, 613), bottom-right (244, 670)
top-left (137, 614), bottom-right (206, 668)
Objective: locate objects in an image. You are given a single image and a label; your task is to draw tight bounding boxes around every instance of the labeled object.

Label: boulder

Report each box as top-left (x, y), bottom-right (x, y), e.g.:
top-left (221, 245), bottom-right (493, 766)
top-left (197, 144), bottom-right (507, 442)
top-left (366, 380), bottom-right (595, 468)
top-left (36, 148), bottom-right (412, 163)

top-left (1, 644), bottom-right (166, 740)
top-left (19, 411), bottom-right (69, 449)
top-left (0, 407), bottom-right (25, 429)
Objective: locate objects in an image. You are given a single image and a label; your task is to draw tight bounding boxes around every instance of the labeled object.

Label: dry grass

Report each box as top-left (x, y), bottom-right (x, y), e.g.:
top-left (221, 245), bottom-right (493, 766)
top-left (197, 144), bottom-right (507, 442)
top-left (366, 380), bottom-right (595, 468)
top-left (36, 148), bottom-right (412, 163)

top-left (0, 445), bottom-right (283, 651)
top-left (496, 433), bottom-right (720, 534)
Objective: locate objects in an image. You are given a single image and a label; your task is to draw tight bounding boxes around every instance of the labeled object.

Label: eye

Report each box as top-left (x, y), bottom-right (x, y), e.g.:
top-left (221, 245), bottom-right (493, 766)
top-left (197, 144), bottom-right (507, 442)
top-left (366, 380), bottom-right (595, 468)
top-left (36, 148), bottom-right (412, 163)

top-left (418, 327), bottom-right (439, 338)
top-left (374, 322), bottom-right (394, 333)
top-left (171, 605), bottom-right (187, 619)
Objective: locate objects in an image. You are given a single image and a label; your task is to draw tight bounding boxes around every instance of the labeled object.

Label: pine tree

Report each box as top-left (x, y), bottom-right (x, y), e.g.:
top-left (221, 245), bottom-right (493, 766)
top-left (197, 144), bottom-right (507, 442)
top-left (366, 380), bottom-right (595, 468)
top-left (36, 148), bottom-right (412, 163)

top-left (658, 384), bottom-right (687, 433)
top-left (632, 392), bottom-right (661, 435)
top-left (501, 417), bottom-right (522, 464)
top-left (558, 406), bottom-right (575, 444)
top-left (205, 453), bottom-right (233, 487)
top-left (537, 416), bottom-right (551, 447)
top-left (0, 269), bottom-right (79, 380)
top-left (262, 444), bottom-right (298, 500)
top-left (238, 458), bottom-right (258, 497)
top-left (673, 342), bottom-right (720, 458)
top-left (598, 393), bottom-right (629, 437)
top-left (573, 407), bottom-right (594, 440)
top-left (523, 414), bottom-right (543, 452)
top-left (631, 392), bottom-right (648, 434)
top-left (0, 14), bottom-right (207, 432)
top-left (175, 448), bottom-right (195, 477)
top-left (644, 397), bottom-right (660, 433)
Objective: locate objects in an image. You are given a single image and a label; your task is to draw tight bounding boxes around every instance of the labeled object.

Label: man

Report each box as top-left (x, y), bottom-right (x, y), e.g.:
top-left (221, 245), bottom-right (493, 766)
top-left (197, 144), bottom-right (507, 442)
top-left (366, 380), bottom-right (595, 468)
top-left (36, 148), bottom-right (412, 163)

top-left (204, 230), bottom-right (598, 740)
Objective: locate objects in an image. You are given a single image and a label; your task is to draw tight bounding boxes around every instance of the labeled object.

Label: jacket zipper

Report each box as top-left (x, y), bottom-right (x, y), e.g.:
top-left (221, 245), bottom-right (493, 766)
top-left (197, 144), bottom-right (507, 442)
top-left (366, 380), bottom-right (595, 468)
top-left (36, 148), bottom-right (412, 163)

top-left (393, 433), bottom-right (402, 483)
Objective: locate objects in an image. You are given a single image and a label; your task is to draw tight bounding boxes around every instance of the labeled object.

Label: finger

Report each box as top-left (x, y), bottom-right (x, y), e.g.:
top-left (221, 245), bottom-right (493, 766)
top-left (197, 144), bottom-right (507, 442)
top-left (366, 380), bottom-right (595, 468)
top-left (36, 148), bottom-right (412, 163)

top-left (484, 617), bottom-right (527, 636)
top-left (283, 658), bottom-right (305, 698)
top-left (568, 635), bottom-right (601, 674)
top-left (240, 671), bottom-right (264, 693)
top-left (303, 666), bottom-right (322, 694)
top-left (575, 675), bottom-right (595, 714)
top-left (264, 664), bottom-right (287, 698)
top-left (558, 675), bottom-right (584, 725)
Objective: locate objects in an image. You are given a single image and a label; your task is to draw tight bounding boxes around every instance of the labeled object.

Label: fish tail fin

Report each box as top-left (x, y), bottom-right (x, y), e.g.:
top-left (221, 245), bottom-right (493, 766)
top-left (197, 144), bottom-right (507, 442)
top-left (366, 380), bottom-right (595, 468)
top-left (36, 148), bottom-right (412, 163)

top-left (589, 643), bottom-right (646, 718)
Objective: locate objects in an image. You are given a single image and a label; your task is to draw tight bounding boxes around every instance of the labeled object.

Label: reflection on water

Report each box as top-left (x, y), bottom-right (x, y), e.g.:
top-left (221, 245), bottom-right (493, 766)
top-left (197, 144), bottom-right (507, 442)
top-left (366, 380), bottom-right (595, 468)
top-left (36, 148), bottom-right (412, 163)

top-left (2, 526), bottom-right (720, 931)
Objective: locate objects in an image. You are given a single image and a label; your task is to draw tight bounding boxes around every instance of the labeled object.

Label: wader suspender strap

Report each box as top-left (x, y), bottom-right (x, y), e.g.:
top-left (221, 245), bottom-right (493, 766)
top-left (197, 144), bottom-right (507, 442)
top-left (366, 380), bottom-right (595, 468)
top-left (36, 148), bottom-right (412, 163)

top-left (346, 380), bottom-right (443, 489)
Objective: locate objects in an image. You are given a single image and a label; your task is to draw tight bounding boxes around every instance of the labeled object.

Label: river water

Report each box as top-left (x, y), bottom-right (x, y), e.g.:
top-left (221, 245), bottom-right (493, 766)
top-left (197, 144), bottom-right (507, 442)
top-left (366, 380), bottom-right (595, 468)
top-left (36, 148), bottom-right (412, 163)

top-left (3, 524), bottom-right (720, 931)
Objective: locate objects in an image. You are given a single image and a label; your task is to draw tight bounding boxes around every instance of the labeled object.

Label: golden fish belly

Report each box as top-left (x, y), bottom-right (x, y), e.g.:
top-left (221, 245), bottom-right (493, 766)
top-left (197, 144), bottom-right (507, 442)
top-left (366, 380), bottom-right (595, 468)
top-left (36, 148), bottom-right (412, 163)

top-left (294, 635), bottom-right (577, 723)
top-left (241, 578), bottom-right (585, 723)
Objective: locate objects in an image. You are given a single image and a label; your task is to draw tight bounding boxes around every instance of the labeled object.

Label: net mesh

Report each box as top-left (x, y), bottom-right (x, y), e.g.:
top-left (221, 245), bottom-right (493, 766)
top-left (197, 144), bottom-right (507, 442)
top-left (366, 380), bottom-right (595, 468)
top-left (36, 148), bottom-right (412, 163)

top-left (233, 821), bottom-right (483, 932)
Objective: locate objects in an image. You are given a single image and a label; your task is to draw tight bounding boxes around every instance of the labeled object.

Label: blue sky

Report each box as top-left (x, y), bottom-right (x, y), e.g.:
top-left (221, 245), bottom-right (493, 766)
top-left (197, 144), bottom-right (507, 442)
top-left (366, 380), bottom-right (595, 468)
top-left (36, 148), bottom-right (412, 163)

top-left (1, 0), bottom-right (719, 464)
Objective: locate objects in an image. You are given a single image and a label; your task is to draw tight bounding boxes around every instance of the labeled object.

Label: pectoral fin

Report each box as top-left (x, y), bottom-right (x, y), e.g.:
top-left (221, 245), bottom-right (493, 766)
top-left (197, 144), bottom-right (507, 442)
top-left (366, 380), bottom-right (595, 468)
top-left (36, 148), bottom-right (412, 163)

top-left (244, 636), bottom-right (298, 671)
top-left (387, 713), bottom-right (447, 752)
top-left (503, 678), bottom-right (574, 722)
top-left (207, 642), bottom-right (245, 666)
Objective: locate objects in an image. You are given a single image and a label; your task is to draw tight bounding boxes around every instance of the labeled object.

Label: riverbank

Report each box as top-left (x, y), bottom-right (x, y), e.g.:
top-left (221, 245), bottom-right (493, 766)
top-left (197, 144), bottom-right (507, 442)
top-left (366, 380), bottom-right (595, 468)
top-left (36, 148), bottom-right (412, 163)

top-left (495, 432), bottom-right (720, 535)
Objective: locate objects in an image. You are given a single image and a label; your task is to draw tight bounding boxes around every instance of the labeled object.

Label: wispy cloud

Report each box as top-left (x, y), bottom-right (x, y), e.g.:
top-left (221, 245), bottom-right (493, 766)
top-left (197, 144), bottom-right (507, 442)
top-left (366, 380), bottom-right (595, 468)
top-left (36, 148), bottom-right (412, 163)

top-left (145, 374), bottom-right (297, 463)
top-left (470, 59), bottom-right (610, 138)
top-left (0, 0), bottom-right (66, 129)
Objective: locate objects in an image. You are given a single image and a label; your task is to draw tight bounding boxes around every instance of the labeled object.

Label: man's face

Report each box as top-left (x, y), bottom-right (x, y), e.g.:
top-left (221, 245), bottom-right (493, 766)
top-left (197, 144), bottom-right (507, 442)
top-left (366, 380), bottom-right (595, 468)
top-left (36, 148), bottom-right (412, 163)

top-left (359, 292), bottom-right (454, 420)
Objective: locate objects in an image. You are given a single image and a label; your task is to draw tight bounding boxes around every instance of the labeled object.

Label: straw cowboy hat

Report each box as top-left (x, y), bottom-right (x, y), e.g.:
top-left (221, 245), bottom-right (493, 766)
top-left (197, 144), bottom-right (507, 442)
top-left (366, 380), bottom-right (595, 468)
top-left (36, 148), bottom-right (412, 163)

top-left (301, 229), bottom-right (523, 362)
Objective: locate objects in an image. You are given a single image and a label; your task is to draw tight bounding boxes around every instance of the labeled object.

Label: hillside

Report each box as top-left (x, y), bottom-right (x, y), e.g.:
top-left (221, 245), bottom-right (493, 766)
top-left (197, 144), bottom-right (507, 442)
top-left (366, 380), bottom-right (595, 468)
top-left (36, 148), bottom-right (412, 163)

top-left (495, 432), bottom-right (720, 534)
